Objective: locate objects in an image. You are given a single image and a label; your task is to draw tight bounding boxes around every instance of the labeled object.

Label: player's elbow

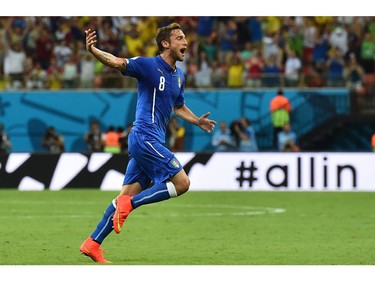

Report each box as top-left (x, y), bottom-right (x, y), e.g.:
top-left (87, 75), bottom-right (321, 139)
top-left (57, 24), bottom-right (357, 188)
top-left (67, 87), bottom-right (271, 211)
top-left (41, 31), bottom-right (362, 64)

top-left (176, 177), bottom-right (190, 195)
top-left (112, 57), bottom-right (127, 73)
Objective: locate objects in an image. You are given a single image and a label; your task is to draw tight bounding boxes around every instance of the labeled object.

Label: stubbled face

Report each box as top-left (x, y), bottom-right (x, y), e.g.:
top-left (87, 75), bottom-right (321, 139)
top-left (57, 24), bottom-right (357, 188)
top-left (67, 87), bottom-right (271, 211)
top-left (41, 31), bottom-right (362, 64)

top-left (168, 29), bottom-right (188, 62)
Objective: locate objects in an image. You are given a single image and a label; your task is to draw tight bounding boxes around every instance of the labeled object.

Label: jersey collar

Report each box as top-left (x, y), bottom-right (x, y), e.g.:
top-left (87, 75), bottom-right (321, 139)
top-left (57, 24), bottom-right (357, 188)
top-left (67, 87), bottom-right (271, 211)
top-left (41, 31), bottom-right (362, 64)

top-left (156, 55), bottom-right (176, 74)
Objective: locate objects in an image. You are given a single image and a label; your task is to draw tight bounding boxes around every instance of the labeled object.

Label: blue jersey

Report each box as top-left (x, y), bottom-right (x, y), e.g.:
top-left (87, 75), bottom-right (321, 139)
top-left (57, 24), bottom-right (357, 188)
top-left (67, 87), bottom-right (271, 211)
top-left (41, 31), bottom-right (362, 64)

top-left (122, 55), bottom-right (185, 143)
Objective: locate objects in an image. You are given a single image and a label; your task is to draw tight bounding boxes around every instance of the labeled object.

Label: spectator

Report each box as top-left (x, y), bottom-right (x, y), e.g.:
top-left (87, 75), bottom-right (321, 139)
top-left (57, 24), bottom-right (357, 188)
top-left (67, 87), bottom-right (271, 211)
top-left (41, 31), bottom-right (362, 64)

top-left (262, 32), bottom-right (283, 68)
top-left (367, 17), bottom-right (375, 37)
top-left (116, 126), bottom-right (125, 152)
top-left (184, 59), bottom-right (198, 88)
top-left (46, 57), bottom-right (62, 90)
top-left (54, 18), bottom-right (73, 42)
top-left (41, 126), bottom-right (65, 153)
top-left (194, 51), bottom-right (212, 88)
top-left (3, 41), bottom-right (27, 90)
top-left (144, 40), bottom-right (159, 58)
top-left (103, 126), bottom-right (121, 154)
top-left (62, 54), bottom-right (78, 89)
top-left (302, 59), bottom-right (325, 88)
top-left (211, 121), bottom-right (236, 152)
top-left (118, 123), bottom-right (133, 154)
top-left (84, 120), bottom-right (104, 152)
top-left (329, 25), bottom-right (349, 56)
top-left (53, 38), bottom-right (73, 69)
top-left (0, 68), bottom-right (6, 90)
top-left (235, 17), bottom-right (251, 51)
top-left (244, 48), bottom-right (264, 88)
top-left (262, 53), bottom-right (281, 87)
top-left (265, 16), bottom-right (282, 35)
top-left (175, 16), bottom-right (198, 35)
top-left (93, 60), bottom-right (104, 89)
top-left (184, 30), bottom-right (200, 66)
top-left (240, 41), bottom-right (253, 62)
top-left (26, 62), bottom-right (47, 89)
top-left (0, 123), bottom-right (12, 154)
top-left (302, 17), bottom-right (317, 64)
top-left (34, 26), bottom-right (54, 70)
top-left (196, 16), bottom-right (216, 43)
top-left (231, 117), bottom-right (258, 152)
top-left (312, 27), bottom-right (329, 74)
top-left (4, 17), bottom-right (29, 47)
top-left (97, 17), bottom-right (121, 55)
top-left (278, 123), bottom-right (300, 152)
top-left (372, 133), bottom-right (375, 152)
top-left (167, 115), bottom-right (185, 152)
top-left (227, 52), bottom-right (244, 88)
top-left (232, 117), bottom-right (258, 152)
top-left (284, 49), bottom-right (302, 87)
top-left (137, 16), bottom-right (159, 44)
top-left (201, 33), bottom-right (219, 64)
top-left (124, 23), bottom-right (143, 57)
top-left (1, 16), bottom-right (375, 91)
top-left (326, 47), bottom-right (345, 87)
top-left (248, 17), bottom-right (263, 49)
top-left (210, 59), bottom-right (226, 88)
top-left (270, 89), bottom-right (292, 149)
top-left (23, 18), bottom-right (41, 59)
top-left (359, 31), bottom-right (375, 74)
top-left (79, 52), bottom-right (95, 88)
top-left (217, 19), bottom-right (237, 64)
top-left (344, 53), bottom-right (365, 92)
top-left (101, 64), bottom-right (122, 89)
top-left (287, 21), bottom-right (304, 59)
top-left (344, 19), bottom-right (362, 64)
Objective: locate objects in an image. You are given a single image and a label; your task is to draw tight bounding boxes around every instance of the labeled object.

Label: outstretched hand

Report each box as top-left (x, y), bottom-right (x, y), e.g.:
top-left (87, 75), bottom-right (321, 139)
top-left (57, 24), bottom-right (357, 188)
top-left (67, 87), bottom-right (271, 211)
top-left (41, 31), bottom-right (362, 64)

top-left (198, 112), bottom-right (217, 133)
top-left (85, 29), bottom-right (97, 53)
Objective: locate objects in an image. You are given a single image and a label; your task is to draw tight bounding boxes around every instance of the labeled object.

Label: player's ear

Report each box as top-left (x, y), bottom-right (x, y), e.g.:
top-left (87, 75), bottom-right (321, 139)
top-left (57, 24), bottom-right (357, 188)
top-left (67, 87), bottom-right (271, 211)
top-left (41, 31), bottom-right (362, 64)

top-left (161, 40), bottom-right (170, 49)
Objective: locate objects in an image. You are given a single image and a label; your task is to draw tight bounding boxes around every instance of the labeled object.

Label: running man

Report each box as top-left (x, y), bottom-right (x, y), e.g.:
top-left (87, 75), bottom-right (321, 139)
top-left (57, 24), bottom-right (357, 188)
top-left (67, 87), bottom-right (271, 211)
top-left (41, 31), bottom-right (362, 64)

top-left (80, 22), bottom-right (217, 263)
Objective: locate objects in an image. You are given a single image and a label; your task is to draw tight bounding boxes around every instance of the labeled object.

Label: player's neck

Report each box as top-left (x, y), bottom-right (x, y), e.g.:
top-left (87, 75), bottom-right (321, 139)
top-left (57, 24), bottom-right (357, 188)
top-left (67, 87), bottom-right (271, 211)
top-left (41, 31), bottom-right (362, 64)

top-left (160, 52), bottom-right (176, 70)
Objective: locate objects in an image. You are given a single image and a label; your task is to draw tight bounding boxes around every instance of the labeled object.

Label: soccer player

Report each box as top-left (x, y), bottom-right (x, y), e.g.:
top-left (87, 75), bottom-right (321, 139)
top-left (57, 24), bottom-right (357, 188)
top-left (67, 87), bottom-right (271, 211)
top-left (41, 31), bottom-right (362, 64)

top-left (80, 22), bottom-right (217, 263)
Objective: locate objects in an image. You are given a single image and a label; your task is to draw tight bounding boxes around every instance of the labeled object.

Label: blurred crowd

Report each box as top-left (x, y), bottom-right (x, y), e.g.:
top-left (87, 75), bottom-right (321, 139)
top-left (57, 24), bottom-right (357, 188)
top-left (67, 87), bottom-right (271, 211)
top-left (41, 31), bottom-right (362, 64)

top-left (0, 16), bottom-right (374, 91)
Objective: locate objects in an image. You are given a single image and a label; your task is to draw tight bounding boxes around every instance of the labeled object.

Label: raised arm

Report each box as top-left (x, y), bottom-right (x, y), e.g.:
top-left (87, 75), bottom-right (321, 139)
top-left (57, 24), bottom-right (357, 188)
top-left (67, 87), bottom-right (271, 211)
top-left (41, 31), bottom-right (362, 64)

top-left (174, 104), bottom-right (216, 133)
top-left (85, 28), bottom-right (127, 73)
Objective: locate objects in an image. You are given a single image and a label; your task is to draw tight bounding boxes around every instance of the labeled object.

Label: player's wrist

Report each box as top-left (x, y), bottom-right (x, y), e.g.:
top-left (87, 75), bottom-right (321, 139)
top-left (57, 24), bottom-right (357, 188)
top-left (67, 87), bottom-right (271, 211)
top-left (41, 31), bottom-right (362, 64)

top-left (197, 117), bottom-right (202, 127)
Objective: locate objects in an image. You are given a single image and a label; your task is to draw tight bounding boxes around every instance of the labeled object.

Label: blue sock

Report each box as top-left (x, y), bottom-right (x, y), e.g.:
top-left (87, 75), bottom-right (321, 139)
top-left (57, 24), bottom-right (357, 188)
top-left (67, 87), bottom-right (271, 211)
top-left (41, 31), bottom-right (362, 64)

top-left (132, 182), bottom-right (177, 209)
top-left (90, 200), bottom-right (116, 244)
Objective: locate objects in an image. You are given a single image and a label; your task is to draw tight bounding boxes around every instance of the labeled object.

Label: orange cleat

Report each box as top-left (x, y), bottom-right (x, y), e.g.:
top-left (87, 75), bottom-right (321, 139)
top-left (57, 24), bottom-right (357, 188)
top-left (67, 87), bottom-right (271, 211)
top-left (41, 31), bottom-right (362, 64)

top-left (113, 195), bottom-right (134, 234)
top-left (80, 236), bottom-right (111, 264)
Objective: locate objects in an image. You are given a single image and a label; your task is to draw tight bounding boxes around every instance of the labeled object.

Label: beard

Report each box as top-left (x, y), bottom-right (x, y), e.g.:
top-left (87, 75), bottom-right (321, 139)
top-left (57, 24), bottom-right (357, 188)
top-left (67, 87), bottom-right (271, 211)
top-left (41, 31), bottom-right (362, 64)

top-left (170, 49), bottom-right (184, 62)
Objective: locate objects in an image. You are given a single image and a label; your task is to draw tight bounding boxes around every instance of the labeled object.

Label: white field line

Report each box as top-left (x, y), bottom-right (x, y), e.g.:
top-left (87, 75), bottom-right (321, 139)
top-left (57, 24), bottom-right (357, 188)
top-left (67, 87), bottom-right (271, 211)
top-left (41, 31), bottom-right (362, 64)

top-left (0, 201), bottom-right (285, 219)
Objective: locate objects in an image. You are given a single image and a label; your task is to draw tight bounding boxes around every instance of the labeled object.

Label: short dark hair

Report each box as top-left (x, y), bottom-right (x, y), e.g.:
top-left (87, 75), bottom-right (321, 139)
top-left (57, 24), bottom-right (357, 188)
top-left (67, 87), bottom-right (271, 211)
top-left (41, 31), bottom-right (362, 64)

top-left (155, 22), bottom-right (182, 53)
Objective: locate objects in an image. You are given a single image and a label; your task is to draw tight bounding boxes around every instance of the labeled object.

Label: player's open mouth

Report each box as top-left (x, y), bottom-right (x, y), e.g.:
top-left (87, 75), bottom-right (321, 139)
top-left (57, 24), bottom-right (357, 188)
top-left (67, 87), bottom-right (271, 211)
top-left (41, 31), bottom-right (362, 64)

top-left (180, 48), bottom-right (186, 55)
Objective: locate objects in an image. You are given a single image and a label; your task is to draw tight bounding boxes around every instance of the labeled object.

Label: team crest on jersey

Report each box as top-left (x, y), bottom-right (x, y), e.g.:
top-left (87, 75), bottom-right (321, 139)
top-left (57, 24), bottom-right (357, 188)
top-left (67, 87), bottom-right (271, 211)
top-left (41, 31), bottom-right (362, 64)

top-left (170, 158), bottom-right (180, 168)
top-left (177, 77), bottom-right (182, 88)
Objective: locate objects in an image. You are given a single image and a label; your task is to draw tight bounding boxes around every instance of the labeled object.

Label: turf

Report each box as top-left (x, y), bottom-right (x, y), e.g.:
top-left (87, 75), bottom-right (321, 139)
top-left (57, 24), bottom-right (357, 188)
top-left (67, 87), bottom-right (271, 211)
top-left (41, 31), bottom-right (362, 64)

top-left (0, 189), bottom-right (375, 265)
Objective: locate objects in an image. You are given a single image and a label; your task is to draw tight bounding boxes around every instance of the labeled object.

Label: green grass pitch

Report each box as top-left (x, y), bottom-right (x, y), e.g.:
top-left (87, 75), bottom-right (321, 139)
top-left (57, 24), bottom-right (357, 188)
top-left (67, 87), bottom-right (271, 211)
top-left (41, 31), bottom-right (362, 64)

top-left (1, 189), bottom-right (375, 265)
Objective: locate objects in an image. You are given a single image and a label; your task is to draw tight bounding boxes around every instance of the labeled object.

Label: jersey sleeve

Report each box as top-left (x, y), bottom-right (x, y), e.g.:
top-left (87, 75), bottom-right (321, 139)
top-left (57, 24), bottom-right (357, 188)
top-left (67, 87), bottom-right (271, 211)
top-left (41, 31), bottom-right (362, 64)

top-left (121, 56), bottom-right (147, 79)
